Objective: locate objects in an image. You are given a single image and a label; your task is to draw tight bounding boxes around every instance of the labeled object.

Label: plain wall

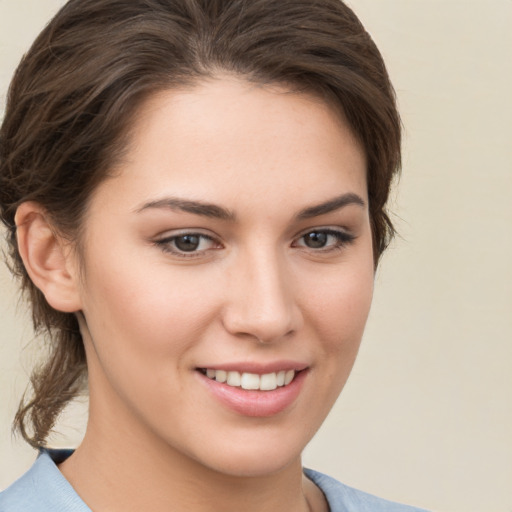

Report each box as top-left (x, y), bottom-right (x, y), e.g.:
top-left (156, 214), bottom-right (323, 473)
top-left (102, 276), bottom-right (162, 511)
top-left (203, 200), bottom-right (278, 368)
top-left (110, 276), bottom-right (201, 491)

top-left (1, 1), bottom-right (511, 511)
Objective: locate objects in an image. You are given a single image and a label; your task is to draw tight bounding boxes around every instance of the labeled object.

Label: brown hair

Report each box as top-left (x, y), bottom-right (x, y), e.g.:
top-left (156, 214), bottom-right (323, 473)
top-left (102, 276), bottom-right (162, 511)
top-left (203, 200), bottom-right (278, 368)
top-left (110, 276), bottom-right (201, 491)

top-left (0, 0), bottom-right (401, 448)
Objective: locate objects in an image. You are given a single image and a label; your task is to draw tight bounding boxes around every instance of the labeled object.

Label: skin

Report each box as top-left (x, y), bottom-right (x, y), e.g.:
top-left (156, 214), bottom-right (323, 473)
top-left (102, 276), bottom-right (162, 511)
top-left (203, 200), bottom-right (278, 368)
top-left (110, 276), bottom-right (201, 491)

top-left (18, 77), bottom-right (374, 512)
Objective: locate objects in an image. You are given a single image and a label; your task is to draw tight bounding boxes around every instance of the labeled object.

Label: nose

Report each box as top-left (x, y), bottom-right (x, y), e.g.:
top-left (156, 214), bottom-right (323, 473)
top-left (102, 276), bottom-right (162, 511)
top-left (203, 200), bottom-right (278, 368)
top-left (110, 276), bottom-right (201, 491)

top-left (222, 247), bottom-right (303, 343)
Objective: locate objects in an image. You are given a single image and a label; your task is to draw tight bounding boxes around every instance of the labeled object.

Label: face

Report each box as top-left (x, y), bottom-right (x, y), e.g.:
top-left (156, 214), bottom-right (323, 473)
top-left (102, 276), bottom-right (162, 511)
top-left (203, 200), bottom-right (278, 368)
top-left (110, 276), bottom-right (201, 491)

top-left (73, 77), bottom-right (374, 477)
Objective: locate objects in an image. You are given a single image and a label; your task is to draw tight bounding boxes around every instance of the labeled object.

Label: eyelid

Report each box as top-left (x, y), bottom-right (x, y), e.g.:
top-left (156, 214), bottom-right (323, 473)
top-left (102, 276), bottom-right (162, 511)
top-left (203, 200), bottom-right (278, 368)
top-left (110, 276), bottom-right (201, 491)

top-left (153, 230), bottom-right (222, 258)
top-left (292, 226), bottom-right (356, 250)
top-left (151, 226), bottom-right (355, 259)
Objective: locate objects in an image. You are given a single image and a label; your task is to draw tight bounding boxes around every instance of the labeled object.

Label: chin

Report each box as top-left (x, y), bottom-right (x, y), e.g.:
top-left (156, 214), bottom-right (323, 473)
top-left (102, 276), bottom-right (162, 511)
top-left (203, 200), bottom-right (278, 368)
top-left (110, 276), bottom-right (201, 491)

top-left (202, 449), bottom-right (302, 479)
top-left (183, 426), bottom-right (313, 479)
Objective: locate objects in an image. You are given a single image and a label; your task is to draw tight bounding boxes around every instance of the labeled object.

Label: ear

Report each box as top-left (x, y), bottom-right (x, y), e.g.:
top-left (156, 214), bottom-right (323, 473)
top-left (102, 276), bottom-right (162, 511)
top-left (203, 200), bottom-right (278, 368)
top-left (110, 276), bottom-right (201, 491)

top-left (15, 202), bottom-right (82, 313)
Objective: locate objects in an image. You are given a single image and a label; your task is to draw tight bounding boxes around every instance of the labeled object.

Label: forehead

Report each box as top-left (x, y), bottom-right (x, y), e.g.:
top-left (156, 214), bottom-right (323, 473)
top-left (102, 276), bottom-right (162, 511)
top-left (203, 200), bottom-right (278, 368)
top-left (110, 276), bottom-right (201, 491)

top-left (93, 77), bottom-right (367, 217)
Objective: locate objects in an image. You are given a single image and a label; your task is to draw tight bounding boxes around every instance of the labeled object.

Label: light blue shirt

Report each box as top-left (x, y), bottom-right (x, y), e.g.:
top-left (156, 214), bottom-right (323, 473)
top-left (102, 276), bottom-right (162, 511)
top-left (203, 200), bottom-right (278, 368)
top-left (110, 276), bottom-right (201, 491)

top-left (1, 450), bottom-right (429, 511)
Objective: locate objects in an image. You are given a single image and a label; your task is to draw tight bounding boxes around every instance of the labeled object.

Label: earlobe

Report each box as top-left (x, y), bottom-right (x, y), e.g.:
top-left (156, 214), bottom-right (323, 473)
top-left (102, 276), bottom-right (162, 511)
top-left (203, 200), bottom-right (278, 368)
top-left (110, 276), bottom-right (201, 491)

top-left (15, 202), bottom-right (82, 313)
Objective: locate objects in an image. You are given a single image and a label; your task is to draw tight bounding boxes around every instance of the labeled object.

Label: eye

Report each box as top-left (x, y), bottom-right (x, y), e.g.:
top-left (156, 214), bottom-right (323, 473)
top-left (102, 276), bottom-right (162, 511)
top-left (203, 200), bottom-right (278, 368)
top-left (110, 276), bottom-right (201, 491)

top-left (302, 231), bottom-right (330, 249)
top-left (294, 228), bottom-right (355, 251)
top-left (154, 232), bottom-right (220, 257)
top-left (174, 234), bottom-right (203, 252)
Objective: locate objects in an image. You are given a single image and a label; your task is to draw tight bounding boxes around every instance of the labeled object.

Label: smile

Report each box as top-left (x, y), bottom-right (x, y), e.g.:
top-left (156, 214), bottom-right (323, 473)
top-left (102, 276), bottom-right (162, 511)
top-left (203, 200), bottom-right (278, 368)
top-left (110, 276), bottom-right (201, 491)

top-left (199, 369), bottom-right (296, 391)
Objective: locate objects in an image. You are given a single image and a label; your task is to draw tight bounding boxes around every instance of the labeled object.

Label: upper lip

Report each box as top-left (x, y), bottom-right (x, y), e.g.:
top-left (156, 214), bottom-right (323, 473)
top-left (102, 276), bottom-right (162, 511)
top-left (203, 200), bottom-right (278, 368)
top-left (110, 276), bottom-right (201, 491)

top-left (196, 361), bottom-right (309, 374)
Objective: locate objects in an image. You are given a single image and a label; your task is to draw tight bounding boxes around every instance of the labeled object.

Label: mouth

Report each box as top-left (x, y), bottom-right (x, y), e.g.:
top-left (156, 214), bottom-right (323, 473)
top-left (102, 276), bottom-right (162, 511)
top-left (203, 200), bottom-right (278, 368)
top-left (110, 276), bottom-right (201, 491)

top-left (198, 368), bottom-right (299, 391)
top-left (196, 365), bottom-right (308, 417)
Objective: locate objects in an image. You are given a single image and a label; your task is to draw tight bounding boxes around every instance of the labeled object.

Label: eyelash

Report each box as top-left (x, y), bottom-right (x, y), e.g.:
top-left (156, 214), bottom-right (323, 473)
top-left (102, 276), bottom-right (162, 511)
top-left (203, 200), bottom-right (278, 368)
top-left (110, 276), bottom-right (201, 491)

top-left (292, 228), bottom-right (356, 253)
top-left (154, 228), bottom-right (356, 259)
top-left (154, 233), bottom-right (219, 258)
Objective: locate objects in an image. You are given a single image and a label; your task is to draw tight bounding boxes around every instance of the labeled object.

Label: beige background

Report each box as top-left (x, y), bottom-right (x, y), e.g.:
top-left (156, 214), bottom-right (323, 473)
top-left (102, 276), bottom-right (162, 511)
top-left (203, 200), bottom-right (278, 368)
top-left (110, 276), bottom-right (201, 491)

top-left (1, 1), bottom-right (511, 511)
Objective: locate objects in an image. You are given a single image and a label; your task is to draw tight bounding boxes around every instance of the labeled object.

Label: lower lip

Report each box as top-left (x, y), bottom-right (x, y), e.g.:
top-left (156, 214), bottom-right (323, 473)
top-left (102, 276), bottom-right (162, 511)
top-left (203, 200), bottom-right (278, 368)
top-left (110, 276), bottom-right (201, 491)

top-left (198, 370), bottom-right (308, 417)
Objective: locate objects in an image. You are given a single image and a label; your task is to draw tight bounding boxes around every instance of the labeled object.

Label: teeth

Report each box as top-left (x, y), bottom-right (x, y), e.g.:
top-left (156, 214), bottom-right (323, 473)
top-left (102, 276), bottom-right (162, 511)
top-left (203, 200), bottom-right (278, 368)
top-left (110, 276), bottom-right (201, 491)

top-left (260, 373), bottom-right (277, 391)
top-left (240, 372), bottom-right (260, 390)
top-left (215, 370), bottom-right (227, 383)
top-left (204, 369), bottom-right (297, 390)
top-left (227, 371), bottom-right (241, 387)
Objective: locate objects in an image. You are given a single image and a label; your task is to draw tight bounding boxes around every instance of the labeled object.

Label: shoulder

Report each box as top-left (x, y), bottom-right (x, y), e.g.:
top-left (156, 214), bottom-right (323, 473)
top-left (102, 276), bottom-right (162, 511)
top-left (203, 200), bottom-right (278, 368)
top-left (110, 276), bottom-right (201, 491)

top-left (304, 468), bottom-right (430, 512)
top-left (0, 449), bottom-right (90, 512)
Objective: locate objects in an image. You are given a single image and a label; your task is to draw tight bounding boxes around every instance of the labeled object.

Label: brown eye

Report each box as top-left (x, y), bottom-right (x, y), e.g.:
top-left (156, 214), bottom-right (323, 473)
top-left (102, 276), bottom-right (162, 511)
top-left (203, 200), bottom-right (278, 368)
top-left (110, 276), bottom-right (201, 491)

top-left (294, 229), bottom-right (356, 252)
top-left (303, 232), bottom-right (328, 248)
top-left (174, 235), bottom-right (200, 252)
top-left (155, 232), bottom-right (220, 257)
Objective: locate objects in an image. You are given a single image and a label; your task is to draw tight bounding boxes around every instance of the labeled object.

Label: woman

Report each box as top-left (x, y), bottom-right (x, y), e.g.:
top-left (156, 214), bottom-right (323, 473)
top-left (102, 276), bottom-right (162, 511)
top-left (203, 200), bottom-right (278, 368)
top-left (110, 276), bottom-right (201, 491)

top-left (0, 0), bottom-right (428, 510)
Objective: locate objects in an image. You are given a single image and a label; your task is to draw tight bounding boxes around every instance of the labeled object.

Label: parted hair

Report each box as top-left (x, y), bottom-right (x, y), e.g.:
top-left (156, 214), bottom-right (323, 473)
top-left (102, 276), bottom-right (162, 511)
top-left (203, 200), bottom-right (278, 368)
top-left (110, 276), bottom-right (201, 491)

top-left (0, 0), bottom-right (401, 448)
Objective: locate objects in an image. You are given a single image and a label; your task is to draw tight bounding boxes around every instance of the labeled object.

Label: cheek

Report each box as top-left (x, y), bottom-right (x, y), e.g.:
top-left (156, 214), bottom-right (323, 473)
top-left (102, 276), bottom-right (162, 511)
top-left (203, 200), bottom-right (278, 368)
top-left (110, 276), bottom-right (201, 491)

top-left (80, 254), bottom-right (222, 367)
top-left (79, 265), bottom-right (205, 411)
top-left (295, 261), bottom-right (374, 433)
top-left (304, 262), bottom-right (374, 351)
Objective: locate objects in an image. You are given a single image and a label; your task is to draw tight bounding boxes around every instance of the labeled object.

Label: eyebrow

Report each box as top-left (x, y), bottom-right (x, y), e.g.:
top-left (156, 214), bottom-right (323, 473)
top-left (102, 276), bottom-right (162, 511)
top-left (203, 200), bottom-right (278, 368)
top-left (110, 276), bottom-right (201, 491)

top-left (136, 197), bottom-right (236, 220)
top-left (296, 193), bottom-right (366, 219)
top-left (136, 192), bottom-right (365, 221)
